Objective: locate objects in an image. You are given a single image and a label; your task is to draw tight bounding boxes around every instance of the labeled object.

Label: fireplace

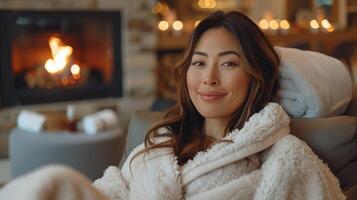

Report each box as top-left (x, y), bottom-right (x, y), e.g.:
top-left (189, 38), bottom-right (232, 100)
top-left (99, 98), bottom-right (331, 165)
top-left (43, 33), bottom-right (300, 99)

top-left (0, 10), bottom-right (123, 108)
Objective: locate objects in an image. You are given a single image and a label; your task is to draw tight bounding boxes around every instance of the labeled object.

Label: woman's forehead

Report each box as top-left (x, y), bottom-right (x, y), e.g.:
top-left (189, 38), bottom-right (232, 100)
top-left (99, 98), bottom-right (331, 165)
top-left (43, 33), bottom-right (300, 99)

top-left (194, 27), bottom-right (242, 53)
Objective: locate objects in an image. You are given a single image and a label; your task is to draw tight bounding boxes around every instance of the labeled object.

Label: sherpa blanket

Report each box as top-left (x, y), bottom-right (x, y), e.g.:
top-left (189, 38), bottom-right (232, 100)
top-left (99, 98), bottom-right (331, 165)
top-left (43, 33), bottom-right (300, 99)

top-left (0, 103), bottom-right (345, 200)
top-left (0, 164), bottom-right (107, 200)
top-left (276, 47), bottom-right (352, 118)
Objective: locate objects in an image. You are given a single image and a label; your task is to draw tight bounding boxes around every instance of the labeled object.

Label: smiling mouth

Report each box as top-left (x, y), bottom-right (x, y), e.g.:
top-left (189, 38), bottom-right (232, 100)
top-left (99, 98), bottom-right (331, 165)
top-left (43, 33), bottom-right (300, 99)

top-left (198, 91), bottom-right (227, 101)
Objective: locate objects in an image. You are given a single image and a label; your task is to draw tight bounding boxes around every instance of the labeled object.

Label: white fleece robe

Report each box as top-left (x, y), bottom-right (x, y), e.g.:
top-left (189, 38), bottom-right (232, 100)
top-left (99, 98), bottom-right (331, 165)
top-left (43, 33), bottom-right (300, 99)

top-left (0, 103), bottom-right (346, 200)
top-left (93, 102), bottom-right (345, 200)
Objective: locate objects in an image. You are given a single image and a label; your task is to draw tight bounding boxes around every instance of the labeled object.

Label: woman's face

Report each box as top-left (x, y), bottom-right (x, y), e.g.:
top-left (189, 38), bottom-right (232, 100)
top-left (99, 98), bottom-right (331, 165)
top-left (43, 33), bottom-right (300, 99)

top-left (187, 27), bottom-right (251, 121)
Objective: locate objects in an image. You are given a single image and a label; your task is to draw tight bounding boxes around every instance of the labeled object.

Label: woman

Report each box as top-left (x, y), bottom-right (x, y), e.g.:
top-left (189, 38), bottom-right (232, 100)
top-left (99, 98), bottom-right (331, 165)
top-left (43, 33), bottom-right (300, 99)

top-left (93, 11), bottom-right (344, 199)
top-left (0, 11), bottom-right (345, 200)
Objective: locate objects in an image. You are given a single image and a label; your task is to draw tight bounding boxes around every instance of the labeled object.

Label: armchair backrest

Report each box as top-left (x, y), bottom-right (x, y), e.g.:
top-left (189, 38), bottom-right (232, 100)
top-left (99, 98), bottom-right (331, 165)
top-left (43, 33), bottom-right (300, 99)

top-left (290, 84), bottom-right (357, 189)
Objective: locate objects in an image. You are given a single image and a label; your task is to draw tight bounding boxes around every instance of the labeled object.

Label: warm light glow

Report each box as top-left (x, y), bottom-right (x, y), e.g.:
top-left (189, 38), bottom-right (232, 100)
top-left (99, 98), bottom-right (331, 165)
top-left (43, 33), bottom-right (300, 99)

top-left (44, 60), bottom-right (57, 74)
top-left (269, 20), bottom-right (279, 30)
top-left (310, 19), bottom-right (319, 29)
top-left (198, 0), bottom-right (205, 8)
top-left (152, 2), bottom-right (169, 16)
top-left (151, 2), bottom-right (162, 14)
top-left (73, 74), bottom-right (80, 80)
top-left (60, 76), bottom-right (69, 85)
top-left (158, 20), bottom-right (169, 31)
top-left (327, 25), bottom-right (334, 32)
top-left (195, 20), bottom-right (201, 27)
top-left (172, 20), bottom-right (183, 31)
top-left (198, 0), bottom-right (216, 9)
top-left (70, 64), bottom-right (80, 75)
top-left (258, 19), bottom-right (269, 30)
top-left (280, 19), bottom-right (290, 29)
top-left (44, 36), bottom-right (73, 74)
top-left (161, 4), bottom-right (170, 16)
top-left (208, 0), bottom-right (216, 8)
top-left (321, 19), bottom-right (331, 29)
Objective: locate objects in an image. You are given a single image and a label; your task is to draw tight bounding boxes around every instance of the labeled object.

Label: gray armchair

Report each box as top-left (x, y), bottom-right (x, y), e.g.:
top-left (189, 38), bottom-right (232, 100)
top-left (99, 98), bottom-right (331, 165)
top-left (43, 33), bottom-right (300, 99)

top-left (290, 84), bottom-right (357, 198)
top-left (124, 84), bottom-right (357, 199)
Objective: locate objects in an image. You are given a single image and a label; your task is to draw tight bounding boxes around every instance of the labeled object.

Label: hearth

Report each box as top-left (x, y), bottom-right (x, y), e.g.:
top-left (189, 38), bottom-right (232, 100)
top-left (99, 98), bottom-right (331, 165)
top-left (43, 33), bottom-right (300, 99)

top-left (0, 10), bottom-right (123, 107)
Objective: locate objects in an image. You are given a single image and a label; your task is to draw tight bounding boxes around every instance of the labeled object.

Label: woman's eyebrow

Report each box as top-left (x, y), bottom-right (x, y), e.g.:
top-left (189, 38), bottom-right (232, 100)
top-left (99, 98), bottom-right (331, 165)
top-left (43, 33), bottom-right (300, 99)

top-left (192, 50), bottom-right (240, 58)
top-left (193, 51), bottom-right (207, 57)
top-left (218, 50), bottom-right (240, 57)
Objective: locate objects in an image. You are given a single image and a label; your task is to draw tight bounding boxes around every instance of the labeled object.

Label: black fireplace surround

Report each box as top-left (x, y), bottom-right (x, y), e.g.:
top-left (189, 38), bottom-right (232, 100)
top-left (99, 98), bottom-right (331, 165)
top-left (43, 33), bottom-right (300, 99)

top-left (0, 10), bottom-right (123, 108)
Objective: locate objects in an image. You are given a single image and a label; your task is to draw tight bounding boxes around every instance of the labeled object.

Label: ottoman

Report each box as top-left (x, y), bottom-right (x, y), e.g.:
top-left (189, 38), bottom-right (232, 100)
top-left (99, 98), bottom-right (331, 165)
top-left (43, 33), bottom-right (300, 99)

top-left (9, 128), bottom-right (125, 180)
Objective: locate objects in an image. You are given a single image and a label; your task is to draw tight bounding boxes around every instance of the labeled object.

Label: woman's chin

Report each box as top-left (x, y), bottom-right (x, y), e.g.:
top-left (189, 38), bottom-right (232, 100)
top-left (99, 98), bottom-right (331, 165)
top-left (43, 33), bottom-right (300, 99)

top-left (197, 110), bottom-right (228, 119)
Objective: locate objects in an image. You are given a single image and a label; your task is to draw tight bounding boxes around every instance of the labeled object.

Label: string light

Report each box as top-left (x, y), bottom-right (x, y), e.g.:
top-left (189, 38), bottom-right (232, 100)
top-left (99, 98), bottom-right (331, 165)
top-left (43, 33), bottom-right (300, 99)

top-left (158, 20), bottom-right (169, 31)
top-left (269, 20), bottom-right (279, 30)
top-left (258, 19), bottom-right (269, 30)
top-left (321, 19), bottom-right (334, 32)
top-left (198, 0), bottom-right (216, 9)
top-left (172, 20), bottom-right (183, 31)
top-left (321, 19), bottom-right (331, 29)
top-left (310, 19), bottom-right (319, 29)
top-left (279, 19), bottom-right (290, 30)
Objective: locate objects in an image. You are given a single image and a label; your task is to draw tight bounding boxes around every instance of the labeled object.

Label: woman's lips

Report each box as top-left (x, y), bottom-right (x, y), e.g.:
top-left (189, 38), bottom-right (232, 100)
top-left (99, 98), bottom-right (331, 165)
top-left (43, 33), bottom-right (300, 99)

top-left (198, 91), bottom-right (227, 101)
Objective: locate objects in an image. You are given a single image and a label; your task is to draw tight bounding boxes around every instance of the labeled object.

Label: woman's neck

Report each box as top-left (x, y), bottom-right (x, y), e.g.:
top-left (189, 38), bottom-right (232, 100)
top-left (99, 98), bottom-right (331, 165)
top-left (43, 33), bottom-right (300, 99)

top-left (204, 118), bottom-right (228, 139)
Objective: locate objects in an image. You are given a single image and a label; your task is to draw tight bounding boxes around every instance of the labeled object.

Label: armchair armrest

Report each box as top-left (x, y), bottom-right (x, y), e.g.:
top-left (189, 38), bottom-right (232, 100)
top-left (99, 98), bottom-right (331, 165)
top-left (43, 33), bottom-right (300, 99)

top-left (290, 116), bottom-right (357, 189)
top-left (346, 84), bottom-right (357, 116)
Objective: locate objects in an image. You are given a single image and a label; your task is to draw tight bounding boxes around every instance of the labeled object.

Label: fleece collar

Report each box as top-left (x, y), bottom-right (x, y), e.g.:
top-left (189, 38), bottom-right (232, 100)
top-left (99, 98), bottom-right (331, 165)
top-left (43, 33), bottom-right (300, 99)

top-left (181, 103), bottom-right (290, 185)
top-left (127, 103), bottom-right (290, 189)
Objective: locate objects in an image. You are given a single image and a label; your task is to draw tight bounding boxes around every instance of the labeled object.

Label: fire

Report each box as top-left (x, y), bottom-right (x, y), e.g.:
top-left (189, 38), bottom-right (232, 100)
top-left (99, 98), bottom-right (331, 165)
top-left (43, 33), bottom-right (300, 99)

top-left (70, 64), bottom-right (80, 75)
top-left (44, 36), bottom-right (79, 74)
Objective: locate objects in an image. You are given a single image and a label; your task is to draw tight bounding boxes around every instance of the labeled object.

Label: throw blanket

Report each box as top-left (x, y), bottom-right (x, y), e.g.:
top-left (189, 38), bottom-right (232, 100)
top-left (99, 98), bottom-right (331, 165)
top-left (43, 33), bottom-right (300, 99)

top-left (0, 164), bottom-right (107, 200)
top-left (276, 47), bottom-right (352, 118)
top-left (0, 103), bottom-right (345, 200)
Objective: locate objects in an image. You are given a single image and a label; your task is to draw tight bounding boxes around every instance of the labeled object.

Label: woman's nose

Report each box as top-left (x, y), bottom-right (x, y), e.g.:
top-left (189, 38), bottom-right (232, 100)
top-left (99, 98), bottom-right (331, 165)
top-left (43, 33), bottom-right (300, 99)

top-left (203, 68), bottom-right (219, 86)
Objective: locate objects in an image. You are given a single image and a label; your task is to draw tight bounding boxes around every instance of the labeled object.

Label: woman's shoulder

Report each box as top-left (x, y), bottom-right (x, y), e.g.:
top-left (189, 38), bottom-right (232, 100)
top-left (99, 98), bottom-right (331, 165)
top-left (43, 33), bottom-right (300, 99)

top-left (121, 136), bottom-right (174, 180)
top-left (122, 135), bottom-right (173, 166)
top-left (271, 134), bottom-right (311, 155)
top-left (261, 134), bottom-right (344, 198)
top-left (264, 134), bottom-right (322, 165)
top-left (126, 127), bottom-right (172, 157)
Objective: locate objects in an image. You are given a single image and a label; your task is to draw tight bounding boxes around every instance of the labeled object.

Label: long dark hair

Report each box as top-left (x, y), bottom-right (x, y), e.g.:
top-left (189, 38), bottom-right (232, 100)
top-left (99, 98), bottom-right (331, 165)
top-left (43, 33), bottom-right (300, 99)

top-left (133, 10), bottom-right (280, 166)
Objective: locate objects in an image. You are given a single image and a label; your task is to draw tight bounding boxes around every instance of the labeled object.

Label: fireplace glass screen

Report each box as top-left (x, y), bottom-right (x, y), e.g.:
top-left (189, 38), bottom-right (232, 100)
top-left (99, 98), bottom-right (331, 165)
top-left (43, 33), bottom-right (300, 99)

top-left (0, 11), bottom-right (122, 107)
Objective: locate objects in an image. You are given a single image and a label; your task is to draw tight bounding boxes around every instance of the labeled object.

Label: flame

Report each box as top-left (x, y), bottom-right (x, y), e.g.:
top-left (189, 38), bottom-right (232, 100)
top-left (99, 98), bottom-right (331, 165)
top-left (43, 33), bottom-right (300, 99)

top-left (44, 36), bottom-right (74, 74)
top-left (70, 64), bottom-right (81, 80)
top-left (70, 64), bottom-right (80, 75)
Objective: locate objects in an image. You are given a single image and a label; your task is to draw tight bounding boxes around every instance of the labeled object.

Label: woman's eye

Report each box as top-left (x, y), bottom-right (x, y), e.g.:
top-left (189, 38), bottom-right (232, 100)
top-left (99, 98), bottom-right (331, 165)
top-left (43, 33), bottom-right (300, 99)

top-left (191, 61), bottom-right (205, 66)
top-left (221, 62), bottom-right (239, 67)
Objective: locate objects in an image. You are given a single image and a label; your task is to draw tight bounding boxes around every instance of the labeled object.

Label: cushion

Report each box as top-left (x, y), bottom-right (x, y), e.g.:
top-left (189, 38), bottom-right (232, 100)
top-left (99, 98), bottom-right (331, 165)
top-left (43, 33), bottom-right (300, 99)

top-left (276, 47), bottom-right (352, 118)
top-left (290, 116), bottom-right (357, 188)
